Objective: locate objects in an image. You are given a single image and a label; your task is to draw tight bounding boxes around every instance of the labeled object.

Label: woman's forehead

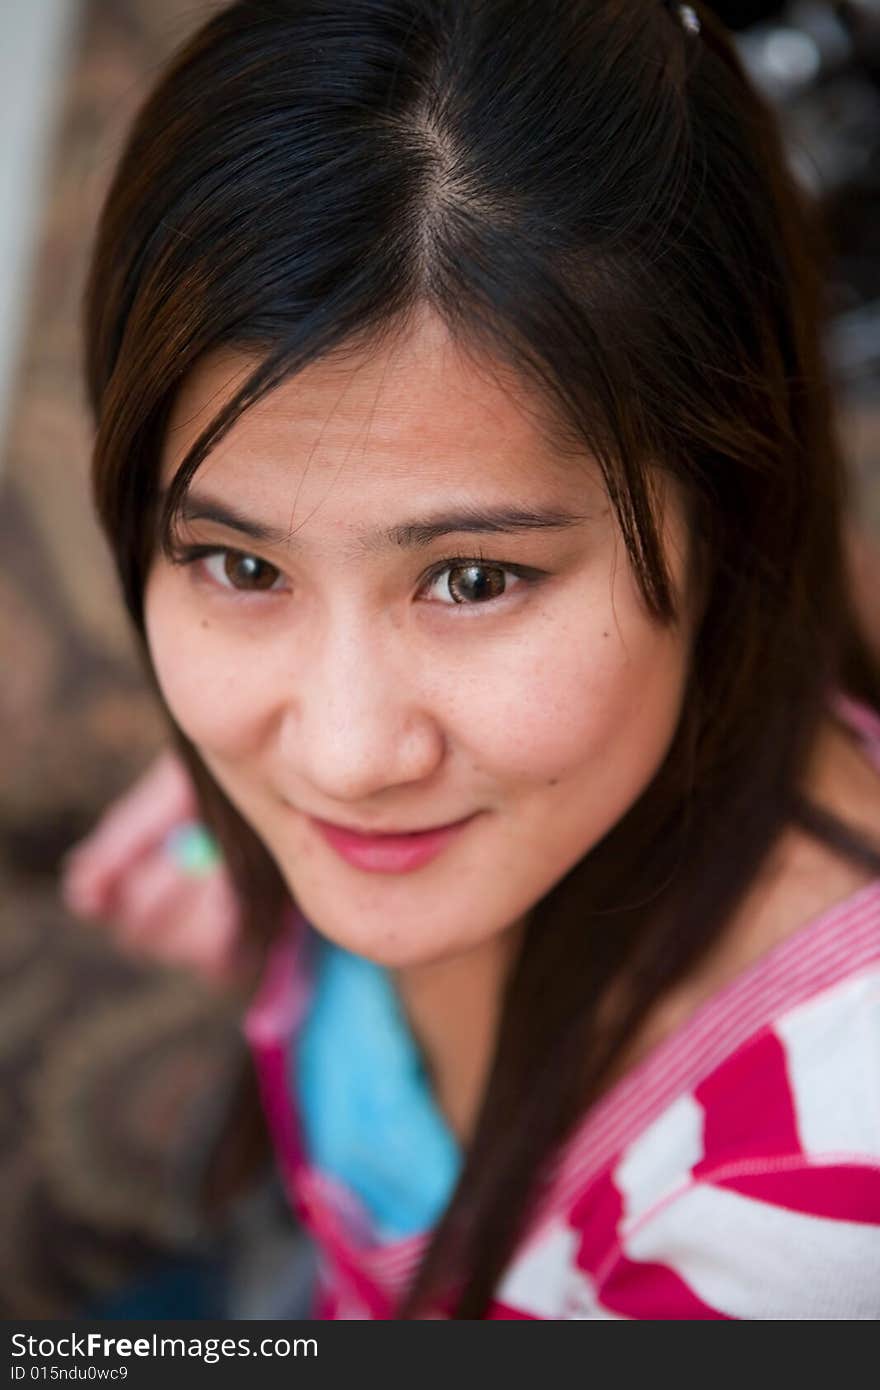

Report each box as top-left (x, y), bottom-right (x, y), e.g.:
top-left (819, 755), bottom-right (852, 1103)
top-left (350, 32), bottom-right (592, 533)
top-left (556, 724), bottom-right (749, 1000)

top-left (159, 322), bottom-right (605, 507)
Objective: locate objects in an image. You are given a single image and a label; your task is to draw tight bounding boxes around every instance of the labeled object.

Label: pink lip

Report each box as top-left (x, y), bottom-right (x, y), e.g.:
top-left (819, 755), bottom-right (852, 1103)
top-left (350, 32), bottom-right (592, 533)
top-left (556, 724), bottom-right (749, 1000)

top-left (309, 813), bottom-right (479, 873)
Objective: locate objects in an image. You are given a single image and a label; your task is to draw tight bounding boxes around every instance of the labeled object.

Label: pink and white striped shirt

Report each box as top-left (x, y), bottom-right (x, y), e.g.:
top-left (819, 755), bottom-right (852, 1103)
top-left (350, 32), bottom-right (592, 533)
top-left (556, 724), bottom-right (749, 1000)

top-left (244, 696), bottom-right (880, 1319)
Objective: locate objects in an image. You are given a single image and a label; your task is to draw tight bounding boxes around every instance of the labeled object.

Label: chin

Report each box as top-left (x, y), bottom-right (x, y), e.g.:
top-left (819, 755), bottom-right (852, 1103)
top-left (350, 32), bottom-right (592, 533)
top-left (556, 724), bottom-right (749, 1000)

top-left (282, 881), bottom-right (484, 970)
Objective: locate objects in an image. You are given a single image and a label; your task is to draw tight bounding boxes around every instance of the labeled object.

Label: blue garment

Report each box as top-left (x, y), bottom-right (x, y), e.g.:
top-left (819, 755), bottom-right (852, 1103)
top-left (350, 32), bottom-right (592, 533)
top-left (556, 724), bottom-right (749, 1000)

top-left (294, 935), bottom-right (462, 1240)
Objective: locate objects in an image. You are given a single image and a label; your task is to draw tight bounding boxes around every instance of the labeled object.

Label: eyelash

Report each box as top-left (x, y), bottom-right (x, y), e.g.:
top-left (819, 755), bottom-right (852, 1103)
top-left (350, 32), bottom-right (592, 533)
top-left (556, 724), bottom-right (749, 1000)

top-left (168, 543), bottom-right (544, 609)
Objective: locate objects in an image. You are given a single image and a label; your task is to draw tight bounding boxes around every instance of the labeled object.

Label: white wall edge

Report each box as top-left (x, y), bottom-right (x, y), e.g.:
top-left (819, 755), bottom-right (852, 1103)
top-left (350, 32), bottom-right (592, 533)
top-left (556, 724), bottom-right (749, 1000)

top-left (0, 0), bottom-right (80, 463)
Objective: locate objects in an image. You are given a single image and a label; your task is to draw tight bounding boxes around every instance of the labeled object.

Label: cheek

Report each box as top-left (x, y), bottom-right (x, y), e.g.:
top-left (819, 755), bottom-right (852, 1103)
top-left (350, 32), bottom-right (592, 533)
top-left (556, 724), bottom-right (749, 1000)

top-left (449, 599), bottom-right (689, 790)
top-left (143, 571), bottom-right (274, 759)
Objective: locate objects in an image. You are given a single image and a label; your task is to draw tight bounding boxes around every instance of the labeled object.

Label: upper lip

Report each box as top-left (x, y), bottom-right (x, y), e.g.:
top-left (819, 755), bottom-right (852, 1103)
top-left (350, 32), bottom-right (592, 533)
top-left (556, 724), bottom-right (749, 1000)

top-left (308, 812), bottom-right (477, 837)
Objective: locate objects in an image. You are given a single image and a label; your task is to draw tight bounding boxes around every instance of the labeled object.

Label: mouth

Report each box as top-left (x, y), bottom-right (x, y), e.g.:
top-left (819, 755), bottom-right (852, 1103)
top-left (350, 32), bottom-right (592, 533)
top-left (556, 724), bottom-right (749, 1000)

top-left (306, 812), bottom-right (481, 874)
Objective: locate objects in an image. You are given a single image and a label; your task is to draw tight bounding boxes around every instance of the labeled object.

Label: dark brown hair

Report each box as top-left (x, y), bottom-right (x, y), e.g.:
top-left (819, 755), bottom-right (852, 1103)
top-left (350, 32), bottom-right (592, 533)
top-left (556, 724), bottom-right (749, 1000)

top-left (84, 0), bottom-right (880, 1317)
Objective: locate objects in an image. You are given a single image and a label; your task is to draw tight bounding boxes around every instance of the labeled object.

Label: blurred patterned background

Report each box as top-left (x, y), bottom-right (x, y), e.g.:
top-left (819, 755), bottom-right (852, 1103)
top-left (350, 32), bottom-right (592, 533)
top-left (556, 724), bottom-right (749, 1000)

top-left (0, 0), bottom-right (286, 1319)
top-left (0, 0), bottom-right (878, 1317)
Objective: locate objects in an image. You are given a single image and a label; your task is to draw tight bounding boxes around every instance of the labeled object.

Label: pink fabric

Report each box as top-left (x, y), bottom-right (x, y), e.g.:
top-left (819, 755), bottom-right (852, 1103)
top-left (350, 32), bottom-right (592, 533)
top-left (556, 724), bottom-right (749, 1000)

top-left (714, 1162), bottom-right (880, 1224)
top-left (244, 695), bottom-right (880, 1319)
top-left (598, 1252), bottom-right (732, 1321)
top-left (694, 1030), bottom-right (802, 1168)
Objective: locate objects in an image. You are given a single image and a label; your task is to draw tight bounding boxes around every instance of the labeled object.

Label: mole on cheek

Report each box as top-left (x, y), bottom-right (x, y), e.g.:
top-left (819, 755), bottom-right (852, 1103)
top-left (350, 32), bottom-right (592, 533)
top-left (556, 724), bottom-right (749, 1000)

top-left (201, 620), bottom-right (209, 629)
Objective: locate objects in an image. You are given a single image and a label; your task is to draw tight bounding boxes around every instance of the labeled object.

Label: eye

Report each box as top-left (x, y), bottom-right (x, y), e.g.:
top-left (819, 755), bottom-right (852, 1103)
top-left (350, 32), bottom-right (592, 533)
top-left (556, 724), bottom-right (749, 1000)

top-left (202, 549), bottom-right (286, 592)
top-left (422, 561), bottom-right (523, 606)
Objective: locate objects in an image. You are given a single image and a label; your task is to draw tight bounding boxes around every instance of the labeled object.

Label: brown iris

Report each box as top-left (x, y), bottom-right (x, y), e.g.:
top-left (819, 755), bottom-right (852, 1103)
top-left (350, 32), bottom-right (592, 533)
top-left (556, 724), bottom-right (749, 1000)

top-left (445, 564), bottom-right (506, 604)
top-left (223, 552), bottom-right (281, 590)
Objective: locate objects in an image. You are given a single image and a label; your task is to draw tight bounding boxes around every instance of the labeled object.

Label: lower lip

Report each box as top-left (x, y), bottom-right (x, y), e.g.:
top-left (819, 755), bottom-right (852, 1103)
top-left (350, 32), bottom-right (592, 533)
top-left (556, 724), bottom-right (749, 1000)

top-left (308, 813), bottom-right (479, 873)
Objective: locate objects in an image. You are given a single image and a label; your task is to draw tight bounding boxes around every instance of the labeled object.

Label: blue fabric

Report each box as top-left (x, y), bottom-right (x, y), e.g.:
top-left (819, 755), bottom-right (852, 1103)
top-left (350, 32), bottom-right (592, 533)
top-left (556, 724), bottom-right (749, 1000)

top-left (294, 935), bottom-right (462, 1240)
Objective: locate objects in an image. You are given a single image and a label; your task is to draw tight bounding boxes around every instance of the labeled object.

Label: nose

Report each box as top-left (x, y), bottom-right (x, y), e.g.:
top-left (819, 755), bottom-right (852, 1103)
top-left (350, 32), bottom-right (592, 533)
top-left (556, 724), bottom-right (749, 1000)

top-left (278, 611), bottom-right (446, 807)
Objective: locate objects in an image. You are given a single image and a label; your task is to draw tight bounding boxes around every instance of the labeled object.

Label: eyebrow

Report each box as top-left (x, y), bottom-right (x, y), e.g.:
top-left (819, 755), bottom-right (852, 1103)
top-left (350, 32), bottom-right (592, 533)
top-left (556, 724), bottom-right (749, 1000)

top-left (171, 491), bottom-right (588, 550)
top-left (374, 504), bottom-right (586, 549)
top-left (173, 495), bottom-right (291, 545)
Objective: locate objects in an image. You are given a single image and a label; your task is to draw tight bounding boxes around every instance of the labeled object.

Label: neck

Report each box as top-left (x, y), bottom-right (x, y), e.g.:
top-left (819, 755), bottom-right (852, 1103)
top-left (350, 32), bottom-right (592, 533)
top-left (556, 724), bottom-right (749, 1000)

top-left (391, 916), bottom-right (528, 1147)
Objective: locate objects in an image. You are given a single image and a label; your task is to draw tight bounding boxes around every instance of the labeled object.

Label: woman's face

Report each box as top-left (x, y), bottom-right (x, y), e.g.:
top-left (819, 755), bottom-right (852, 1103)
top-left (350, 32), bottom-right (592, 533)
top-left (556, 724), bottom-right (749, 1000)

top-left (145, 311), bottom-right (697, 969)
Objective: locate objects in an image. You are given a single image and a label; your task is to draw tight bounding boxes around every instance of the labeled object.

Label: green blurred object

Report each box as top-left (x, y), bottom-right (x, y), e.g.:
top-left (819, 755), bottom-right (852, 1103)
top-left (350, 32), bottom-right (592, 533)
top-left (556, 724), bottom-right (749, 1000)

top-left (163, 821), bottom-right (223, 876)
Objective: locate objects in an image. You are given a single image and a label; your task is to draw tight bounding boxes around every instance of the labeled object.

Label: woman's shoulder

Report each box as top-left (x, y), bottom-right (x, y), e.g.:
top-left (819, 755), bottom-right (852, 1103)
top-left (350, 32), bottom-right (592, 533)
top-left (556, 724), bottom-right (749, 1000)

top-left (491, 960), bottom-right (880, 1319)
top-left (598, 964), bottom-right (880, 1317)
top-left (620, 700), bottom-right (880, 1075)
